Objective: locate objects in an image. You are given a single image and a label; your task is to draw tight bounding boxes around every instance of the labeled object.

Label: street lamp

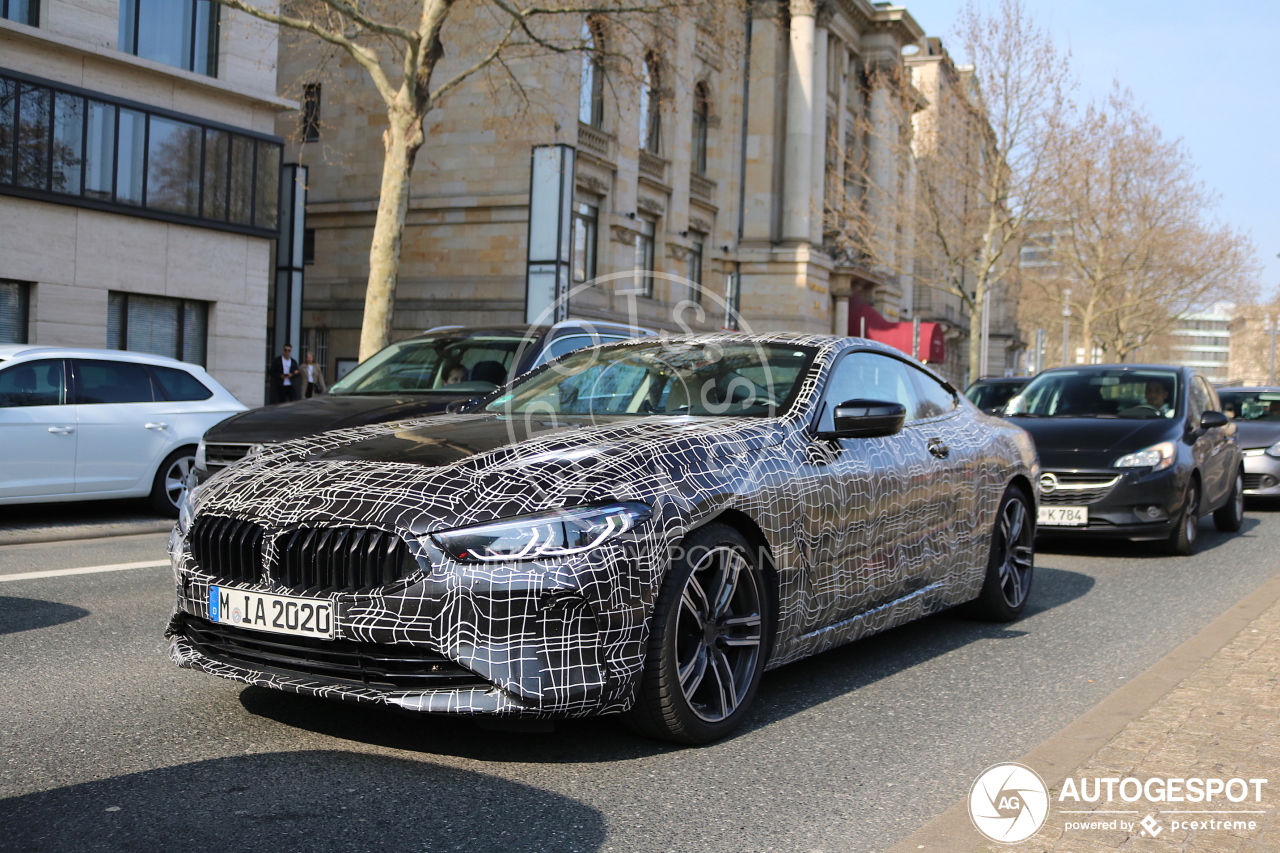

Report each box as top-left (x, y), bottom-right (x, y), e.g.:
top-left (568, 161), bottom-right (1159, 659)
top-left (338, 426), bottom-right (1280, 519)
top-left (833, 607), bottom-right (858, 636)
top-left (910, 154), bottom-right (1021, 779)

top-left (1061, 288), bottom-right (1072, 367)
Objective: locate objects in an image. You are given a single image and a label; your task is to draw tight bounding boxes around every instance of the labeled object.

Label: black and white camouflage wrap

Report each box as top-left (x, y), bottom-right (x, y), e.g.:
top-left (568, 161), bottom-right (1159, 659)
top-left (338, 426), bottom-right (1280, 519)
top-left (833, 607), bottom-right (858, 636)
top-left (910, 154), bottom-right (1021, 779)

top-left (167, 334), bottom-right (1038, 717)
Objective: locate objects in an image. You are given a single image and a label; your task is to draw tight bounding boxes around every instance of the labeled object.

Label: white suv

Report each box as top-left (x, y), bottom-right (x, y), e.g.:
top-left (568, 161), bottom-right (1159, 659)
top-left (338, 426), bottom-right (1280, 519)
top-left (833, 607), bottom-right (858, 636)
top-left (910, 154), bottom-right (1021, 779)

top-left (0, 346), bottom-right (246, 516)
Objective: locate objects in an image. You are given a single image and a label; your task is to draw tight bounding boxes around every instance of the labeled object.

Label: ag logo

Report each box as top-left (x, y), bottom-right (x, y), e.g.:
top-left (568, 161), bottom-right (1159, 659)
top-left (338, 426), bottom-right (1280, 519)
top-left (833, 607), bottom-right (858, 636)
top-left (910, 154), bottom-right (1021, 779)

top-left (968, 763), bottom-right (1050, 843)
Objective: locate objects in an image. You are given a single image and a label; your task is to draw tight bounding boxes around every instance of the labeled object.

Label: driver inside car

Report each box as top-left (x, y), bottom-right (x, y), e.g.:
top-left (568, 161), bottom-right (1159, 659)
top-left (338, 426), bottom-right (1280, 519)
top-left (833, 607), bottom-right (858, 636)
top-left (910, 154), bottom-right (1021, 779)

top-left (1144, 379), bottom-right (1173, 416)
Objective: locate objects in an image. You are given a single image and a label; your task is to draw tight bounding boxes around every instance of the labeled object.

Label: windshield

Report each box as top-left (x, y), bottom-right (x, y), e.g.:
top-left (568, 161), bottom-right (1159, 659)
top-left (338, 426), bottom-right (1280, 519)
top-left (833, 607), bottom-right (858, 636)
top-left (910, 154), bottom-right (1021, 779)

top-left (1006, 369), bottom-right (1181, 419)
top-left (329, 334), bottom-right (532, 395)
top-left (1218, 390), bottom-right (1280, 421)
top-left (485, 341), bottom-right (817, 418)
top-left (966, 381), bottom-right (1026, 412)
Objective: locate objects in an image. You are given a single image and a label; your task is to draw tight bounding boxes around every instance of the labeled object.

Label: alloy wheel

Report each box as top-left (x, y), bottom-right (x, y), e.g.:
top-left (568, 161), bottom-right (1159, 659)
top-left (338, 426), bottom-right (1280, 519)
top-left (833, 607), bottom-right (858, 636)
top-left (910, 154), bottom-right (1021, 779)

top-left (996, 496), bottom-right (1034, 609)
top-left (1184, 484), bottom-right (1199, 547)
top-left (164, 455), bottom-right (194, 510)
top-left (675, 545), bottom-right (763, 723)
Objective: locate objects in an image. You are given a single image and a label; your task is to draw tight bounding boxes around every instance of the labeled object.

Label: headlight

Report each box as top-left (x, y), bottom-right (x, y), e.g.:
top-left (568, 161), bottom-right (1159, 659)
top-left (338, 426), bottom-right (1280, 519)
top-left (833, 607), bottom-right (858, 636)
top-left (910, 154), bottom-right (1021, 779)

top-left (177, 493), bottom-right (195, 535)
top-left (194, 439), bottom-right (207, 470)
top-left (1266, 441), bottom-right (1280, 458)
top-left (1114, 441), bottom-right (1176, 471)
top-left (429, 502), bottom-right (652, 563)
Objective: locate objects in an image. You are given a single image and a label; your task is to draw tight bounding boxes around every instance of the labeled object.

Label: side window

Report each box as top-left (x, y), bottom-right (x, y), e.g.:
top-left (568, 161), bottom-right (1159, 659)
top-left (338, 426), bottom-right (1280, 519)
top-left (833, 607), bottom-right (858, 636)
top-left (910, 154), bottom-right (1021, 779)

top-left (0, 359), bottom-right (66, 407)
top-left (1198, 376), bottom-right (1220, 413)
top-left (909, 366), bottom-right (957, 420)
top-left (818, 351), bottom-right (919, 432)
top-left (542, 335), bottom-right (596, 364)
top-left (151, 365), bottom-right (213, 401)
top-left (73, 359), bottom-right (157, 404)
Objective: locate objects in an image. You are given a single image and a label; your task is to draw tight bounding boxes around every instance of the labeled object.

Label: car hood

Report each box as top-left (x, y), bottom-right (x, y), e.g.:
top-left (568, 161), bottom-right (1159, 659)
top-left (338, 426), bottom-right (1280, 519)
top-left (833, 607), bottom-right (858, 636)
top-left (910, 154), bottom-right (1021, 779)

top-left (203, 393), bottom-right (469, 444)
top-left (192, 412), bottom-right (788, 534)
top-left (1007, 416), bottom-right (1176, 469)
top-left (1233, 420), bottom-right (1280, 450)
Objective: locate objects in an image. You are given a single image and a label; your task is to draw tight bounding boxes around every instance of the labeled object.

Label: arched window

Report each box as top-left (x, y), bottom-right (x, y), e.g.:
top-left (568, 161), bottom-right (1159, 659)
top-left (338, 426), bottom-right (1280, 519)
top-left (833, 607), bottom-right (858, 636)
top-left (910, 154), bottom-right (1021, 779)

top-left (639, 54), bottom-right (661, 154)
top-left (579, 21), bottom-right (604, 128)
top-left (691, 82), bottom-right (709, 176)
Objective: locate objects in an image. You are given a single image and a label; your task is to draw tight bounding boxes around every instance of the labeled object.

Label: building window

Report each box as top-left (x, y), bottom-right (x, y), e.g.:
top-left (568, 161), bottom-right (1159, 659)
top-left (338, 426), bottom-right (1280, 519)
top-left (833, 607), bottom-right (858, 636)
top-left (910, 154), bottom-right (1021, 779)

top-left (0, 0), bottom-right (39, 25)
top-left (0, 280), bottom-right (30, 343)
top-left (691, 83), bottom-right (709, 177)
top-left (572, 202), bottom-right (598, 283)
top-left (686, 237), bottom-right (704, 304)
top-left (633, 217), bottom-right (655, 298)
top-left (107, 291), bottom-right (208, 365)
top-left (639, 55), bottom-right (661, 154)
top-left (303, 228), bottom-right (316, 265)
top-left (578, 22), bottom-right (604, 129)
top-left (119, 0), bottom-right (219, 77)
top-left (0, 69), bottom-right (282, 236)
top-left (301, 83), bottom-right (321, 142)
top-left (301, 327), bottom-right (329, 374)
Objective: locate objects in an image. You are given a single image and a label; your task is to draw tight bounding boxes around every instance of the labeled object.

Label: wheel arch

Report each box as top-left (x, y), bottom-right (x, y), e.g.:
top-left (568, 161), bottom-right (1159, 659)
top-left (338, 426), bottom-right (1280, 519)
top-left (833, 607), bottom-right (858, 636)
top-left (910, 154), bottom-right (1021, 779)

top-left (691, 507), bottom-right (782, 660)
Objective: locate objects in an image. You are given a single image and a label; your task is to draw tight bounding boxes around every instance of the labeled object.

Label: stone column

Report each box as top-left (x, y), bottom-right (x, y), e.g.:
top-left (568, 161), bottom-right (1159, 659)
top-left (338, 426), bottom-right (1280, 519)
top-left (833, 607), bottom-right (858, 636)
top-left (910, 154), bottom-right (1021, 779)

top-left (866, 74), bottom-right (896, 270)
top-left (808, 26), bottom-right (829, 247)
top-left (781, 0), bottom-right (816, 244)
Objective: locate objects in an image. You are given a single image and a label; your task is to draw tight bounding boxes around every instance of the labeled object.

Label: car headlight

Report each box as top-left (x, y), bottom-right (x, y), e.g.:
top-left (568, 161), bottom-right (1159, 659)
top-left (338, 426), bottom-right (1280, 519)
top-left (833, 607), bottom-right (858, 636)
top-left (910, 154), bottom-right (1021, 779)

top-left (1266, 441), bottom-right (1280, 458)
top-left (194, 439), bottom-right (207, 471)
top-left (429, 502), bottom-right (652, 563)
top-left (1114, 441), bottom-right (1176, 472)
top-left (178, 492), bottom-right (196, 535)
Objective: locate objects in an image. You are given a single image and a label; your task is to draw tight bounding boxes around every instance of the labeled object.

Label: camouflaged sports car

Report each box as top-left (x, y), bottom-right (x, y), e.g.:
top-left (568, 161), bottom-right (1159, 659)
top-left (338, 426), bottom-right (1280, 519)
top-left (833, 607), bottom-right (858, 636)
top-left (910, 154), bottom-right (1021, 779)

top-left (167, 333), bottom-right (1039, 743)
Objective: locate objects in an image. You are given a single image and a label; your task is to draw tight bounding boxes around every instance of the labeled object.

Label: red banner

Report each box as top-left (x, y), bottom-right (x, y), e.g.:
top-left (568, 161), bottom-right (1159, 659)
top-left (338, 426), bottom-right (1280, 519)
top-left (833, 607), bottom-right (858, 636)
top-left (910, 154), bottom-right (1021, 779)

top-left (848, 299), bottom-right (946, 365)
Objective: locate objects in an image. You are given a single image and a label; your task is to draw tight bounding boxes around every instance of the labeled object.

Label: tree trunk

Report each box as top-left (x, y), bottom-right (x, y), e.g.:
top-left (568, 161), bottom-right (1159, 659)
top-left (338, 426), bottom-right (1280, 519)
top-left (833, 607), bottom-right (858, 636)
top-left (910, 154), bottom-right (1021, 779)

top-left (968, 286), bottom-right (984, 383)
top-left (358, 112), bottom-right (422, 361)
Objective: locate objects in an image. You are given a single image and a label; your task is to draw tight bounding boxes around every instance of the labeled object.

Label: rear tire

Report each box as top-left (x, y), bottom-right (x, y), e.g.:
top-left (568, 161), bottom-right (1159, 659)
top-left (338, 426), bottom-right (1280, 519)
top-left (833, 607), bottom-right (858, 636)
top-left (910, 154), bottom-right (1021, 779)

top-left (967, 484), bottom-right (1035, 622)
top-left (1167, 479), bottom-right (1200, 556)
top-left (149, 447), bottom-right (196, 517)
top-left (623, 524), bottom-right (770, 744)
top-left (1213, 470), bottom-right (1244, 533)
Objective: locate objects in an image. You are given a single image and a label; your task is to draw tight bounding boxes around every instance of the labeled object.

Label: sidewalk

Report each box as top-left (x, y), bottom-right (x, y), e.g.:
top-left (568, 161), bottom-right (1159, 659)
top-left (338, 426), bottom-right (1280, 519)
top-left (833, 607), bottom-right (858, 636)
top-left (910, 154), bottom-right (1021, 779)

top-left (891, 575), bottom-right (1280, 853)
top-left (0, 499), bottom-right (172, 546)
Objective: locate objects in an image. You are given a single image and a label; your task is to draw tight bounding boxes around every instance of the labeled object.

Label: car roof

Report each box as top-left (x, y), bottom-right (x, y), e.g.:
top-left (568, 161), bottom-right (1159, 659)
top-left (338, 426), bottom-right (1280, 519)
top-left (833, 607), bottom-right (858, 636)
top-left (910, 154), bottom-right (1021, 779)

top-left (969, 377), bottom-right (1028, 385)
top-left (414, 321), bottom-right (657, 340)
top-left (0, 345), bottom-right (200, 369)
top-left (1035, 363), bottom-right (1192, 375)
top-left (1217, 386), bottom-right (1280, 392)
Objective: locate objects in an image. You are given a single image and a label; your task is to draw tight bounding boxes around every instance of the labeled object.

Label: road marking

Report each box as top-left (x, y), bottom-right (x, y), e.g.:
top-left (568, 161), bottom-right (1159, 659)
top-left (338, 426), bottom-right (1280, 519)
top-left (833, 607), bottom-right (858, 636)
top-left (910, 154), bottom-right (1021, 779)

top-left (0, 560), bottom-right (169, 583)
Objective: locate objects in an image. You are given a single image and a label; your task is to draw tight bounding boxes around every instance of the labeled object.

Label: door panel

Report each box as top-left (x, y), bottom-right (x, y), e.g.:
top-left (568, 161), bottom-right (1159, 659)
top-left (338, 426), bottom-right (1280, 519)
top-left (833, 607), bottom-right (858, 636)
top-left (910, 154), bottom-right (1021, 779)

top-left (71, 359), bottom-right (172, 494)
top-left (0, 359), bottom-right (76, 498)
top-left (801, 351), bottom-right (941, 630)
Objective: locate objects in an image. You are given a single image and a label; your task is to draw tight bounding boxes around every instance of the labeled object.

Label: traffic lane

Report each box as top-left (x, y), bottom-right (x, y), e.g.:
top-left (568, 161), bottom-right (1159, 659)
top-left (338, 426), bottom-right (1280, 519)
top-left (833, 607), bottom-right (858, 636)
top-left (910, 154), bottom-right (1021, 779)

top-left (0, 531), bottom-right (171, 577)
top-left (1, 513), bottom-right (1278, 852)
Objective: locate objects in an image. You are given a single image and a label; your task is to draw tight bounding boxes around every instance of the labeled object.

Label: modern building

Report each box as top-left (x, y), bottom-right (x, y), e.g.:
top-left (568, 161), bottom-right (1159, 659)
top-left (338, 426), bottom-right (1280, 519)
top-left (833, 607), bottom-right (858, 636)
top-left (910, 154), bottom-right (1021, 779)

top-left (279, 1), bottom-right (1004, 381)
top-left (1166, 304), bottom-right (1232, 383)
top-left (0, 0), bottom-right (289, 405)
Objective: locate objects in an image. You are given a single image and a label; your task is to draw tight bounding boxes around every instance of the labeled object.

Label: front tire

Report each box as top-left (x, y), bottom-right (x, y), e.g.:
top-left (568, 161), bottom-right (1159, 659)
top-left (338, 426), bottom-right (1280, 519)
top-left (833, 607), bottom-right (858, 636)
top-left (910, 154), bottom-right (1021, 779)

top-left (1167, 479), bottom-right (1200, 556)
top-left (624, 524), bottom-right (770, 744)
top-left (1213, 470), bottom-right (1244, 533)
top-left (149, 447), bottom-right (196, 517)
top-left (968, 484), bottom-right (1035, 622)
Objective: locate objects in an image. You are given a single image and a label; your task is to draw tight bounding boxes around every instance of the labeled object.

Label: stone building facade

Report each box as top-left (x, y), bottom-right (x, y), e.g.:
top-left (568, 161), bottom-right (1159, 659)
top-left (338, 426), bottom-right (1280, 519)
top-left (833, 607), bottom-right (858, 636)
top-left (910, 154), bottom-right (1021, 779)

top-left (283, 0), bottom-right (950, 378)
top-left (0, 0), bottom-right (288, 405)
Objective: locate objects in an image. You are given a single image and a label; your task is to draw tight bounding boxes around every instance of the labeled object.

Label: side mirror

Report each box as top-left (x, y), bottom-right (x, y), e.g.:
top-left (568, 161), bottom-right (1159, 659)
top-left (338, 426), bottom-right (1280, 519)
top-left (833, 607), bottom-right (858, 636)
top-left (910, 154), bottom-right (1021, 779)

top-left (822, 399), bottom-right (907, 439)
top-left (1200, 410), bottom-right (1229, 429)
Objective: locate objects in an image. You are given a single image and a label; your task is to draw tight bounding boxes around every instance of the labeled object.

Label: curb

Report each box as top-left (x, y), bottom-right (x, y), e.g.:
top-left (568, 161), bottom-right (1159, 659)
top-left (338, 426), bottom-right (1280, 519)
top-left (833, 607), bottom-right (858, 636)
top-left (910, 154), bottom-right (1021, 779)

top-left (885, 571), bottom-right (1280, 853)
top-left (0, 521), bottom-right (174, 547)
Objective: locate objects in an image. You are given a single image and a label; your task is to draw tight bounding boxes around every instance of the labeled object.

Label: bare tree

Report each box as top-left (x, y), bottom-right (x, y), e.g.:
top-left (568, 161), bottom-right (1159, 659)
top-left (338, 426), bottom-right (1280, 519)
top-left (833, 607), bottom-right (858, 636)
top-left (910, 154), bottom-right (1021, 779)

top-left (215, 0), bottom-right (694, 361)
top-left (1021, 88), bottom-right (1258, 362)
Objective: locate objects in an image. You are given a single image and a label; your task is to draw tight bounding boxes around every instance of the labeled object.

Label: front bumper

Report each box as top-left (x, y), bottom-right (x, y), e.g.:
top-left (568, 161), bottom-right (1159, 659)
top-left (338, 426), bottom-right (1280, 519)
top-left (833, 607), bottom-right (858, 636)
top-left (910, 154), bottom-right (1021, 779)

top-left (1036, 466), bottom-right (1186, 540)
top-left (1242, 449), bottom-right (1280, 496)
top-left (167, 532), bottom-right (662, 719)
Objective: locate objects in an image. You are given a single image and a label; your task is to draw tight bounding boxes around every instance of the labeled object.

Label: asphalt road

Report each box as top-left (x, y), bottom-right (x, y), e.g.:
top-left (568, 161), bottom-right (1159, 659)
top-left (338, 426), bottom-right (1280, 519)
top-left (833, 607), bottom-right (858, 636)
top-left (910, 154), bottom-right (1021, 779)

top-left (2, 506), bottom-right (1279, 853)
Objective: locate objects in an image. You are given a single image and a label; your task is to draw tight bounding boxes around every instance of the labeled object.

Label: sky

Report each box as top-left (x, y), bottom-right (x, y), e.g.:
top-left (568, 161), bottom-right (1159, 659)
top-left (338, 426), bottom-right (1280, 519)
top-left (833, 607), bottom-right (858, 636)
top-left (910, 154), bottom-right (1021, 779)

top-left (899, 0), bottom-right (1280, 299)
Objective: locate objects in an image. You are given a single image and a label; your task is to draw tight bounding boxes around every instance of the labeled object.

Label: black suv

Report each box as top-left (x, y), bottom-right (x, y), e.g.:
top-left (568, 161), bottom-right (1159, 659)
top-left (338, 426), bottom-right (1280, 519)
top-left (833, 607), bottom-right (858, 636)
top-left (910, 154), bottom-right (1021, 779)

top-left (196, 322), bottom-right (653, 479)
top-left (965, 376), bottom-right (1030, 415)
top-left (1005, 365), bottom-right (1243, 555)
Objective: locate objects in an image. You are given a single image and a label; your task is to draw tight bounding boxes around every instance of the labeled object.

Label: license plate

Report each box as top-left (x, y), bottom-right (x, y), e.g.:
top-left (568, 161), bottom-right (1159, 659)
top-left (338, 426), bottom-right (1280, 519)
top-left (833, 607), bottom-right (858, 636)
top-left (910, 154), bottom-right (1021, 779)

top-left (1038, 506), bottom-right (1088, 526)
top-left (209, 586), bottom-right (335, 639)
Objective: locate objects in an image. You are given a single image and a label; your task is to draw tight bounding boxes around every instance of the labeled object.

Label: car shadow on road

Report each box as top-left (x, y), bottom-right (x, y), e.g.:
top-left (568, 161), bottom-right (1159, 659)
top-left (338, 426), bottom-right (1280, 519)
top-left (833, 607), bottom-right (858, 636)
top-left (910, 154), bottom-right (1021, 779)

top-left (236, 565), bottom-right (1094, 762)
top-left (0, 750), bottom-right (606, 853)
top-left (0, 595), bottom-right (89, 636)
top-left (1037, 515), bottom-right (1261, 559)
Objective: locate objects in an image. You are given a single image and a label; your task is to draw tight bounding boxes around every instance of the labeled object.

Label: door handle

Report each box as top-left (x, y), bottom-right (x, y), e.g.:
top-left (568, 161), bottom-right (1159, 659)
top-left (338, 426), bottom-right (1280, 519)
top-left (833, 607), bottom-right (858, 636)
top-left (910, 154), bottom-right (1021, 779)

top-left (48, 426), bottom-right (75, 434)
top-left (927, 437), bottom-right (950, 459)
top-left (145, 422), bottom-right (169, 430)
